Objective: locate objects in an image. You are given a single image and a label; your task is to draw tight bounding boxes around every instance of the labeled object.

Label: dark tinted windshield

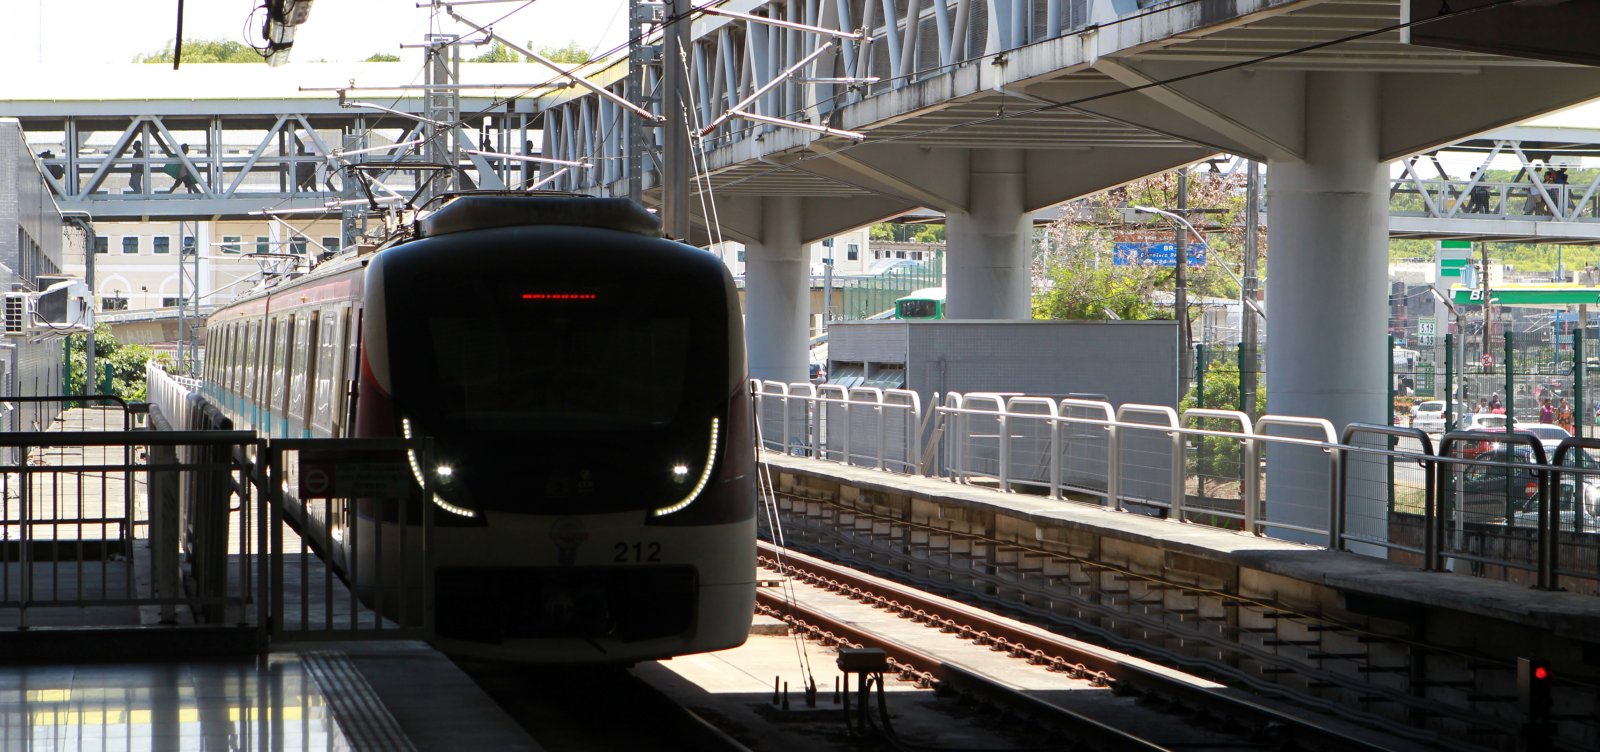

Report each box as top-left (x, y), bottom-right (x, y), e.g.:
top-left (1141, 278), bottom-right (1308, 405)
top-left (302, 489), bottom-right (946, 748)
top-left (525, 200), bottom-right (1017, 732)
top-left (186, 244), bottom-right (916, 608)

top-left (898, 299), bottom-right (939, 318)
top-left (393, 270), bottom-right (724, 432)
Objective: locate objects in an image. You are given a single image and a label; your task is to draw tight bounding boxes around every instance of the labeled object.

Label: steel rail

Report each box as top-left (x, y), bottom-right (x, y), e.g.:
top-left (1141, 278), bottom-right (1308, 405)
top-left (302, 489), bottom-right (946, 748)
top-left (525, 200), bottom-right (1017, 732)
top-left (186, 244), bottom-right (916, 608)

top-left (759, 540), bottom-right (1419, 752)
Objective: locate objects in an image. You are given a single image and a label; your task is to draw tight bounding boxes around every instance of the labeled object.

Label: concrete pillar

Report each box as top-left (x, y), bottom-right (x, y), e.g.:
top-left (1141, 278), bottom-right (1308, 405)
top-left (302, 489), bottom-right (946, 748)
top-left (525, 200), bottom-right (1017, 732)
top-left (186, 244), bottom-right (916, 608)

top-left (744, 196), bottom-right (809, 382)
top-left (945, 149), bottom-right (1032, 319)
top-left (1265, 72), bottom-right (1389, 548)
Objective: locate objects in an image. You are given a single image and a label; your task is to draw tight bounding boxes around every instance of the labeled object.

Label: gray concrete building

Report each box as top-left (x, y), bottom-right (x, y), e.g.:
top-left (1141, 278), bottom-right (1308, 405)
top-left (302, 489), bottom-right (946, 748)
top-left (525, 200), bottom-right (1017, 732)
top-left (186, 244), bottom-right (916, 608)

top-left (0, 118), bottom-right (73, 432)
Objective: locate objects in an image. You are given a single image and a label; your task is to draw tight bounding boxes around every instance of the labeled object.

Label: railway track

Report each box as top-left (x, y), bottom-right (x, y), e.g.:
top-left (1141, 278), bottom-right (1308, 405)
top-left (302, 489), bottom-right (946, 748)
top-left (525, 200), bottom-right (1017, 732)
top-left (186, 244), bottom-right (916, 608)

top-left (766, 489), bottom-right (1598, 750)
top-left (758, 540), bottom-right (1425, 751)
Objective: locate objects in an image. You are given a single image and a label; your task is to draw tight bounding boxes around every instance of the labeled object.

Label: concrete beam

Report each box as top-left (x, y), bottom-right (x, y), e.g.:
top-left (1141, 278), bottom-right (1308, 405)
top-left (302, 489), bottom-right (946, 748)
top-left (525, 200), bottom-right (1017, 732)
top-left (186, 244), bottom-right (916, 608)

top-left (1018, 144), bottom-right (1219, 212)
top-left (785, 143), bottom-right (969, 212)
top-left (1091, 58), bottom-right (1306, 161)
top-left (1380, 66), bottom-right (1600, 160)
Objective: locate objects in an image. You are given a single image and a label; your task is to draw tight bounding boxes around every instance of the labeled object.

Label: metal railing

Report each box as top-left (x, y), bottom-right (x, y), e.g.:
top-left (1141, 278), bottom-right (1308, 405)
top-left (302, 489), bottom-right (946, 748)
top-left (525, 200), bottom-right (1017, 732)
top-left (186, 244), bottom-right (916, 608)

top-left (752, 379), bottom-right (923, 474)
top-left (0, 428), bottom-right (259, 631)
top-left (755, 381), bottom-right (1600, 593)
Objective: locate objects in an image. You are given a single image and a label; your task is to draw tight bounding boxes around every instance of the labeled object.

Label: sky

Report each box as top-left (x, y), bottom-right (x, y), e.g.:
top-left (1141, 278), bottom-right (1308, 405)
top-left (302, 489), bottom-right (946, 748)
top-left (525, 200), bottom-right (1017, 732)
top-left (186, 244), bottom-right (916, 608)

top-left (0, 0), bottom-right (630, 67)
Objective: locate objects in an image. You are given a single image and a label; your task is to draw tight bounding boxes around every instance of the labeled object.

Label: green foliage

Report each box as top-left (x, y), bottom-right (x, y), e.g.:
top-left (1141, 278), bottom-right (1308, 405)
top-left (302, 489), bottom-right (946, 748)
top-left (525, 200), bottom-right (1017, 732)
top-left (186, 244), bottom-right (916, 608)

top-left (135, 39), bottom-right (265, 64)
top-left (1179, 356), bottom-right (1266, 480)
top-left (870, 223), bottom-right (942, 243)
top-left (537, 41), bottom-right (592, 64)
top-left (364, 52), bottom-right (401, 62)
top-left (1033, 168), bottom-right (1262, 321)
top-left (468, 42), bottom-right (523, 63)
top-left (66, 325), bottom-right (170, 402)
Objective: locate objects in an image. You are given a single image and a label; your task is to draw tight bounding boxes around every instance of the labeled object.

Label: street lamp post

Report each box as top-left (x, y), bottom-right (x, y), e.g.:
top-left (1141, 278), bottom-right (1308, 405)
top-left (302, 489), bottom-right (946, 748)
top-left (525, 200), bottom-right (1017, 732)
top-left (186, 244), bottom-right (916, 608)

top-left (1429, 287), bottom-right (1464, 427)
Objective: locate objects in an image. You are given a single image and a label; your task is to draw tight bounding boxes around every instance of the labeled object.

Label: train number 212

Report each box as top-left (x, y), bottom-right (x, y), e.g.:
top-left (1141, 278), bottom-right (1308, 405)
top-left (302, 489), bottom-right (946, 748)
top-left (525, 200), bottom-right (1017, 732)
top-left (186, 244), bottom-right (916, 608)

top-left (614, 542), bottom-right (662, 562)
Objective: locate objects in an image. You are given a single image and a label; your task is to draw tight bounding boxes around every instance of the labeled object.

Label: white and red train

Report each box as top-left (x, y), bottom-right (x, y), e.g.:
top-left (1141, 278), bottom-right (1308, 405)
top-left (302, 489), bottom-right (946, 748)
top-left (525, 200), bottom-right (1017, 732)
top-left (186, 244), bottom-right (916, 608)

top-left (200, 194), bottom-right (756, 663)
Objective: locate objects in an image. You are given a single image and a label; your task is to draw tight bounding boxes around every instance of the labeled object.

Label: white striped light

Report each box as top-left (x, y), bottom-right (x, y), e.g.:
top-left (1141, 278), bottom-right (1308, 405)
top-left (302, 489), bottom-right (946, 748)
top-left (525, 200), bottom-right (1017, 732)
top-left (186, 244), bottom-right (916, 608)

top-left (653, 418), bottom-right (720, 517)
top-left (402, 418), bottom-right (477, 519)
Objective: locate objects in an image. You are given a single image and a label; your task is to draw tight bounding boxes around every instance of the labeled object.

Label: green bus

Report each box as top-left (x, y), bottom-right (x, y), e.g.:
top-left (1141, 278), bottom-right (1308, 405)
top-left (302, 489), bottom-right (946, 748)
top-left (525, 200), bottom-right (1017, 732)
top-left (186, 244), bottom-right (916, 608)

top-left (894, 287), bottom-right (945, 319)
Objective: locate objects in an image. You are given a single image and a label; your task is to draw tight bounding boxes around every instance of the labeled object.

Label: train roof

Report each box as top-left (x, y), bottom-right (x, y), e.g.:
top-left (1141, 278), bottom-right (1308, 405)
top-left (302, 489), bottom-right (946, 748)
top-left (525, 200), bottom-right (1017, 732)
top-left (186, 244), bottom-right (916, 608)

top-left (415, 194), bottom-right (663, 240)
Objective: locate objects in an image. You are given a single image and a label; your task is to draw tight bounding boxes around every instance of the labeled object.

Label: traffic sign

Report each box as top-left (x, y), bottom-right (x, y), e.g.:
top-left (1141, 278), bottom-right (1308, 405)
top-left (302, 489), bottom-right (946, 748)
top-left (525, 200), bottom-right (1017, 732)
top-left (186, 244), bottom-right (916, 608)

top-left (1112, 242), bottom-right (1208, 267)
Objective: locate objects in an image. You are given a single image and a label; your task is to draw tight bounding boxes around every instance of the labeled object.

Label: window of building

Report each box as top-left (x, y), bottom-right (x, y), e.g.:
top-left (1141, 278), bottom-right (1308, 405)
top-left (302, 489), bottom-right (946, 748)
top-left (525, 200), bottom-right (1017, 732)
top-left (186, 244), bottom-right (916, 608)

top-left (162, 297), bottom-right (186, 308)
top-left (913, 251), bottom-right (922, 260)
top-left (101, 296), bottom-right (128, 311)
top-left (222, 236), bottom-right (241, 254)
top-left (896, 250), bottom-right (906, 259)
top-left (94, 236), bottom-right (108, 255)
top-left (847, 243), bottom-right (859, 261)
top-left (256, 236), bottom-right (270, 254)
top-left (873, 251), bottom-right (881, 260)
top-left (737, 249), bottom-right (746, 262)
top-left (290, 239), bottom-right (307, 255)
top-left (321, 237), bottom-right (341, 253)
top-left (153, 236), bottom-right (171, 254)
top-left (122, 237), bottom-right (138, 254)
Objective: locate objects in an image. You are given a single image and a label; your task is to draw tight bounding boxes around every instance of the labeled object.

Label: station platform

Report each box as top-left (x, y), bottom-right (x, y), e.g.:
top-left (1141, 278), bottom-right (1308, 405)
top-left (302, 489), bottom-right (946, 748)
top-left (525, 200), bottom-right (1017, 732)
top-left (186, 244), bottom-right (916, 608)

top-left (0, 640), bottom-right (539, 751)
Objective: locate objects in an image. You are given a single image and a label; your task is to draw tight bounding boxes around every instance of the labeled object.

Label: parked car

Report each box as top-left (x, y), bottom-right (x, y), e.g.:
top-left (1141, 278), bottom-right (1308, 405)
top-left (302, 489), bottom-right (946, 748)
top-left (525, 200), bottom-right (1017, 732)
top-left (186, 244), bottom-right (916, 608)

top-left (1452, 413), bottom-right (1510, 458)
top-left (1459, 445), bottom-right (1600, 524)
top-left (808, 362), bottom-right (827, 384)
top-left (1516, 423), bottom-right (1572, 459)
top-left (1411, 400), bottom-right (1467, 434)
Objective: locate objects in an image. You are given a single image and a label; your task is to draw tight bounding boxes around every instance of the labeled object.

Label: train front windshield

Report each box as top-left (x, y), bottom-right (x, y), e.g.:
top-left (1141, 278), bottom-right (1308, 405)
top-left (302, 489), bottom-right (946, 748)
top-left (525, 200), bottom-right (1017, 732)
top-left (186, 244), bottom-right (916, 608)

top-left (387, 262), bottom-right (731, 515)
top-left (897, 299), bottom-right (939, 319)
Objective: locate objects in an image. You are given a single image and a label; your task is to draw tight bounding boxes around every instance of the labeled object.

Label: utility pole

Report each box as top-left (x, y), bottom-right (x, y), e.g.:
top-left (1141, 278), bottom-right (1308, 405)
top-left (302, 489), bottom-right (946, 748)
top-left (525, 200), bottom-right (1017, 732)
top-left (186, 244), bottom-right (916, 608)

top-left (1175, 167), bottom-right (1191, 396)
top-left (661, 0), bottom-right (692, 239)
top-left (177, 220), bottom-right (200, 376)
top-left (1241, 161), bottom-right (1260, 417)
top-left (1483, 241), bottom-right (1493, 373)
top-left (422, 33), bottom-right (461, 206)
top-left (625, 0), bottom-right (652, 204)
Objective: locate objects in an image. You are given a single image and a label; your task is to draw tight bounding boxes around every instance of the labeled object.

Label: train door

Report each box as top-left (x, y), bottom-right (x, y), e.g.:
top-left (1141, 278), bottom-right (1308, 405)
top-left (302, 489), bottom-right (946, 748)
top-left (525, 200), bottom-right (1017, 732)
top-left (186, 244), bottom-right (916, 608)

top-left (271, 314), bottom-right (293, 436)
top-left (311, 306), bottom-right (345, 439)
top-left (288, 311), bottom-right (315, 438)
top-left (343, 307), bottom-right (362, 438)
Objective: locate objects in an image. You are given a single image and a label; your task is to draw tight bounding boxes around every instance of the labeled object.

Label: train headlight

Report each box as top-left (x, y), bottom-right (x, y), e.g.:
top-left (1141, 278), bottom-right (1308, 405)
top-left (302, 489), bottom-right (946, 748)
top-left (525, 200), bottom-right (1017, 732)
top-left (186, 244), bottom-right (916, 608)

top-left (653, 418), bottom-right (719, 517)
top-left (402, 417), bottom-right (477, 519)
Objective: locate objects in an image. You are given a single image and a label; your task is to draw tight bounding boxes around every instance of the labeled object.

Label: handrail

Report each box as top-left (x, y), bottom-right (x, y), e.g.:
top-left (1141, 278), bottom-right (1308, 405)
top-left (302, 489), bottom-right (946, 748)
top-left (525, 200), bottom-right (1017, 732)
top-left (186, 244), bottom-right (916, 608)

top-left (756, 387), bottom-right (1600, 591)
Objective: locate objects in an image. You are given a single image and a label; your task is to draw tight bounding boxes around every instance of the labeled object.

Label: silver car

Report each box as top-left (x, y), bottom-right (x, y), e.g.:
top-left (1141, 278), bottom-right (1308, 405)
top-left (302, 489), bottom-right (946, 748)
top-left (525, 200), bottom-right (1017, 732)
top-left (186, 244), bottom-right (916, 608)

top-left (1411, 400), bottom-right (1466, 434)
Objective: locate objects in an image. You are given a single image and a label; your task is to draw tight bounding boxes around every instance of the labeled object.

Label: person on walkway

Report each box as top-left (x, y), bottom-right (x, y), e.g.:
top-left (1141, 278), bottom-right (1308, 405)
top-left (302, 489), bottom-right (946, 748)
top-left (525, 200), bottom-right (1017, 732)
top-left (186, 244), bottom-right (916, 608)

top-left (1466, 170), bottom-right (1491, 214)
top-left (164, 144), bottom-right (200, 194)
top-left (1559, 398), bottom-right (1574, 435)
top-left (128, 143), bottom-right (144, 194)
top-left (1541, 398), bottom-right (1555, 425)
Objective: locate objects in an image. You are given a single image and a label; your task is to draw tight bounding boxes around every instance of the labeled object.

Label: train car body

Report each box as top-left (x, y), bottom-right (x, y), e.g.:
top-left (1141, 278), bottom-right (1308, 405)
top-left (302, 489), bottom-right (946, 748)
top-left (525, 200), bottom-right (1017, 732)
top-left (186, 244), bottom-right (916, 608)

top-left (201, 194), bottom-right (756, 664)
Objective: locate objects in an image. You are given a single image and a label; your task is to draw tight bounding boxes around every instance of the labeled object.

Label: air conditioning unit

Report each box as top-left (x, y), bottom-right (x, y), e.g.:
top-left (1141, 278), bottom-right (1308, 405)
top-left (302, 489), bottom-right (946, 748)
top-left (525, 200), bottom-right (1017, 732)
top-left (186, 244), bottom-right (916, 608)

top-left (34, 280), bottom-right (92, 332)
top-left (3, 293), bottom-right (33, 336)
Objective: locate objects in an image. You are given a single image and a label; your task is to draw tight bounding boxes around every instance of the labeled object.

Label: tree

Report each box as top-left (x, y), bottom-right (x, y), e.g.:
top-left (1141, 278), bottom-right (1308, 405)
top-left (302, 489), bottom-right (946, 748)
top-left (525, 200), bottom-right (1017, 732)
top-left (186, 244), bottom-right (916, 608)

top-left (537, 42), bottom-right (592, 64)
top-left (1032, 168), bottom-right (1263, 323)
top-left (135, 39), bottom-right (265, 64)
top-left (468, 42), bottom-right (522, 63)
top-left (365, 52), bottom-right (401, 62)
top-left (67, 325), bottom-right (170, 402)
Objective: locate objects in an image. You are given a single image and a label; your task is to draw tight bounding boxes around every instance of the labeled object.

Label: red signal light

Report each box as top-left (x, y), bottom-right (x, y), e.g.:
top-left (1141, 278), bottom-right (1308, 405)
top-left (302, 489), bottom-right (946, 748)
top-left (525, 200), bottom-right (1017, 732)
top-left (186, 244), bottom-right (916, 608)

top-left (520, 293), bottom-right (597, 301)
top-left (1534, 666), bottom-right (1549, 681)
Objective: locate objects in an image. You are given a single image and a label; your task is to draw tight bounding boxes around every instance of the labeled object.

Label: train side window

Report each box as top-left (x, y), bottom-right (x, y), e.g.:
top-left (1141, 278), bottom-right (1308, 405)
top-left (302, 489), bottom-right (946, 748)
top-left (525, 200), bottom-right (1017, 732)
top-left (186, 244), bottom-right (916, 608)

top-left (272, 315), bottom-right (292, 419)
top-left (311, 307), bottom-right (343, 435)
top-left (244, 316), bottom-right (260, 400)
top-left (342, 308), bottom-right (360, 437)
top-left (243, 321), bottom-right (258, 399)
top-left (288, 312), bottom-right (313, 423)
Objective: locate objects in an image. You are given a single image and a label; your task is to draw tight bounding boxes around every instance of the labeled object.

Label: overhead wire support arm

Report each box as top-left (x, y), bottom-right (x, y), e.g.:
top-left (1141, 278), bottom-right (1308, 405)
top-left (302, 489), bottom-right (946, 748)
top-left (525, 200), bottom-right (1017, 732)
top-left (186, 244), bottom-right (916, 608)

top-left (445, 6), bottom-right (663, 123)
top-left (696, 7), bottom-right (866, 41)
top-left (463, 149), bottom-right (591, 169)
top-left (342, 100), bottom-right (455, 128)
top-left (700, 42), bottom-right (836, 136)
top-left (727, 109), bottom-right (865, 141)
